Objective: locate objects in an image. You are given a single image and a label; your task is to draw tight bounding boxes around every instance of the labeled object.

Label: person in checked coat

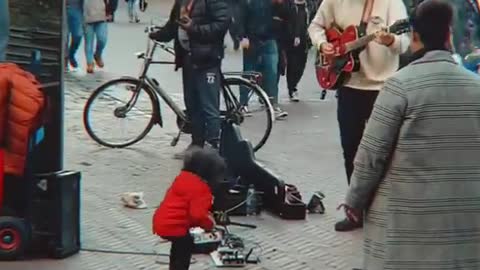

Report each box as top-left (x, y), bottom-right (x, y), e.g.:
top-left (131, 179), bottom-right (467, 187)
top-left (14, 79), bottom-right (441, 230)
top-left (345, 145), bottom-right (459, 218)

top-left (343, 1), bottom-right (480, 269)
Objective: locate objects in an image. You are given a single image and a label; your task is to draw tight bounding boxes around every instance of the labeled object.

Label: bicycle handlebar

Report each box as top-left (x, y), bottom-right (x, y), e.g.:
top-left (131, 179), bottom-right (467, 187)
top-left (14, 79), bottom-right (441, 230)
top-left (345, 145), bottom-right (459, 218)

top-left (142, 25), bottom-right (175, 56)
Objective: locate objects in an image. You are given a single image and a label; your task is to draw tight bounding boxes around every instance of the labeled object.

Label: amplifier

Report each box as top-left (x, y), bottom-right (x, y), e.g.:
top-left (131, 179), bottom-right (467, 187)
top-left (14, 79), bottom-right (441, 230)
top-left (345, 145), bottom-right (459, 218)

top-left (27, 170), bottom-right (81, 259)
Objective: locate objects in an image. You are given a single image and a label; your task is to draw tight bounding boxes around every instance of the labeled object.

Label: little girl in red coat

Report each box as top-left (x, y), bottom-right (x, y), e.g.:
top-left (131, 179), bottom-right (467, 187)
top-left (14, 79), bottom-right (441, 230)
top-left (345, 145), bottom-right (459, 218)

top-left (153, 146), bottom-right (226, 270)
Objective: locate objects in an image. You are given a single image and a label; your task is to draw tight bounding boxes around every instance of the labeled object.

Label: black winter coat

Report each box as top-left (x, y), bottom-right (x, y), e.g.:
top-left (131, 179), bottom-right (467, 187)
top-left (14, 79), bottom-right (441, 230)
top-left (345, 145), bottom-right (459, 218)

top-left (150, 0), bottom-right (230, 69)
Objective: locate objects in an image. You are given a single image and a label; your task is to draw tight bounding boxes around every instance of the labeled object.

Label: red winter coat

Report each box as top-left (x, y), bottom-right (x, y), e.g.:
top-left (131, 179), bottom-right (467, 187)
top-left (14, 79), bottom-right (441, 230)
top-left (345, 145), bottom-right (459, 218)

top-left (153, 171), bottom-right (214, 237)
top-left (0, 63), bottom-right (45, 176)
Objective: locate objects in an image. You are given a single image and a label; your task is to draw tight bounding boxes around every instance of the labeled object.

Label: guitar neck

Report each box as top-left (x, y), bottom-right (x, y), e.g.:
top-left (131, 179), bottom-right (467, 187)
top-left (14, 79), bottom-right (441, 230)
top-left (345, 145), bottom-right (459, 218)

top-left (344, 33), bottom-right (377, 53)
top-left (344, 23), bottom-right (400, 53)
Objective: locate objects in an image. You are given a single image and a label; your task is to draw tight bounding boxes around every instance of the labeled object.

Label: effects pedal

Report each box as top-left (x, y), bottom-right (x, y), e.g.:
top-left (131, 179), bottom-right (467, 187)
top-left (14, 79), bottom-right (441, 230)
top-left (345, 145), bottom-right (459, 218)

top-left (211, 248), bottom-right (246, 267)
top-left (191, 228), bottom-right (223, 254)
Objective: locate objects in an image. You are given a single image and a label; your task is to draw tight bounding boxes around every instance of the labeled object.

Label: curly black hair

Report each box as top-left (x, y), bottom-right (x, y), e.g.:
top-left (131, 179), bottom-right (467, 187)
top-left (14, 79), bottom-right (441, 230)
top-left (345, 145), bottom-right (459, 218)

top-left (182, 146), bottom-right (227, 189)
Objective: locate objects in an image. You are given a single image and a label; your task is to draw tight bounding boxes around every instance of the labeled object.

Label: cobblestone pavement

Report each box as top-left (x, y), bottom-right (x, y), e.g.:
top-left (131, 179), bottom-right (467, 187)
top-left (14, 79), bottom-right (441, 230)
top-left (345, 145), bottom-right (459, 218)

top-left (2, 1), bottom-right (363, 269)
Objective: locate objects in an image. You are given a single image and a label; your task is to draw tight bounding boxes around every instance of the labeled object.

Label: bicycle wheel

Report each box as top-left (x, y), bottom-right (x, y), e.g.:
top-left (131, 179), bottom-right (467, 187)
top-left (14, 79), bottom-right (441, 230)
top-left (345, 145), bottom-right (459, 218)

top-left (222, 77), bottom-right (274, 152)
top-left (83, 78), bottom-right (158, 148)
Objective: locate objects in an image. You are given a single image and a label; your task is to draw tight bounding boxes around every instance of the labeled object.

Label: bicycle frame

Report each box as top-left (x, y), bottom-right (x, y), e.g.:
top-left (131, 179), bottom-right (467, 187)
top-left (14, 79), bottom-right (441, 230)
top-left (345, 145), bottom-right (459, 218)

top-left (126, 36), bottom-right (264, 128)
top-left (119, 29), bottom-right (271, 149)
top-left (128, 38), bottom-right (187, 128)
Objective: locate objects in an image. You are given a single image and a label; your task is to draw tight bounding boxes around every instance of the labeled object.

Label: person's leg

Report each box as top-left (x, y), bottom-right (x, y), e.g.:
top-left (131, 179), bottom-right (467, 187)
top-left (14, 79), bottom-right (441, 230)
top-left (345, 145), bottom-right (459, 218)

top-left (127, 0), bottom-right (134, 21)
top-left (110, 0), bottom-right (119, 22)
top-left (133, 0), bottom-right (140, 22)
top-left (169, 235), bottom-right (194, 270)
top-left (287, 44), bottom-right (308, 98)
top-left (336, 87), bottom-right (370, 183)
top-left (0, 0), bottom-right (9, 62)
top-left (261, 40), bottom-right (280, 105)
top-left (94, 22), bottom-right (108, 67)
top-left (67, 6), bottom-right (84, 68)
top-left (286, 47), bottom-right (298, 95)
top-left (183, 56), bottom-right (204, 147)
top-left (277, 41), bottom-right (287, 85)
top-left (335, 87), bottom-right (378, 232)
top-left (197, 64), bottom-right (221, 148)
top-left (240, 47), bottom-right (257, 106)
top-left (169, 238), bottom-right (178, 270)
top-left (84, 24), bottom-right (95, 73)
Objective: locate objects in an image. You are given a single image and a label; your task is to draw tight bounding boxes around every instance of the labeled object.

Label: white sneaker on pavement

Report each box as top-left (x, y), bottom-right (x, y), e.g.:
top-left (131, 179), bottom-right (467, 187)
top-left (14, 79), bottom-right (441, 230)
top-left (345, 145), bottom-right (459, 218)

top-left (290, 91), bottom-right (300, 102)
top-left (274, 107), bottom-right (288, 120)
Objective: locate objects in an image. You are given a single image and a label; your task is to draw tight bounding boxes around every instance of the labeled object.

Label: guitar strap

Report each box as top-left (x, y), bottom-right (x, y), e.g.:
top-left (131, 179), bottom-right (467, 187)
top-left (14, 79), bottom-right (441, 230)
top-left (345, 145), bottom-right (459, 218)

top-left (359, 0), bottom-right (375, 34)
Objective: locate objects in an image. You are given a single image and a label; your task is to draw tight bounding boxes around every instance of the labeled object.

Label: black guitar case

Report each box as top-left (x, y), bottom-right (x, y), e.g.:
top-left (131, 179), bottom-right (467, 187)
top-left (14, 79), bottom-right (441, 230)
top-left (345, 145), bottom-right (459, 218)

top-left (219, 122), bottom-right (306, 220)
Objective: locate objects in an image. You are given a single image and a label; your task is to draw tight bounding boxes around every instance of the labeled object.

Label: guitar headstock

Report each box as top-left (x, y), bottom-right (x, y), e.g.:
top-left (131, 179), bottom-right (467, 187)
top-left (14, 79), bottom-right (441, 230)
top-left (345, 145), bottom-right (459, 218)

top-left (388, 19), bottom-right (411, 35)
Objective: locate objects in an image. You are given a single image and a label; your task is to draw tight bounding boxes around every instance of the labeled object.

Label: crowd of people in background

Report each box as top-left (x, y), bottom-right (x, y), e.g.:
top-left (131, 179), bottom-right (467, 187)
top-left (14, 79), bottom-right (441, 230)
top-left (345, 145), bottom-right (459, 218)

top-left (65, 0), bottom-right (145, 74)
top-left (231, 0), bottom-right (320, 118)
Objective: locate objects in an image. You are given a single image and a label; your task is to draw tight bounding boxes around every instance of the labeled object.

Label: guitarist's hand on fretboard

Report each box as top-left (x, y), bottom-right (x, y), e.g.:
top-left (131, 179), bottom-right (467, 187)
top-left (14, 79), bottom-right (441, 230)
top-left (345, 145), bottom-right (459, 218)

top-left (374, 31), bottom-right (395, 47)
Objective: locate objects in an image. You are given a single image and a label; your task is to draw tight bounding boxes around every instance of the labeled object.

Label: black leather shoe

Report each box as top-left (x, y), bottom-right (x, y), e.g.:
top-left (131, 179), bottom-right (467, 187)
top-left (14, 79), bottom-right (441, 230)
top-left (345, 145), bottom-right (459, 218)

top-left (335, 218), bottom-right (363, 232)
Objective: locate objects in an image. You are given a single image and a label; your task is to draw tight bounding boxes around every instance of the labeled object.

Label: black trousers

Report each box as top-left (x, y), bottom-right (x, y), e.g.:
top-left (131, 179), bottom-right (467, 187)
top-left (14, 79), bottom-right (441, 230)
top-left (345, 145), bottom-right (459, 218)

top-left (168, 234), bottom-right (194, 270)
top-left (286, 43), bottom-right (308, 94)
top-left (337, 87), bottom-right (378, 184)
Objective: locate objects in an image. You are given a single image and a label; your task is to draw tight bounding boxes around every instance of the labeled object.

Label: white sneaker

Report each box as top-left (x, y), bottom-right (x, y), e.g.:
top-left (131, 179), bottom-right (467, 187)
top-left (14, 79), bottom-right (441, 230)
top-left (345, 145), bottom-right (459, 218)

top-left (290, 91), bottom-right (300, 102)
top-left (274, 107), bottom-right (288, 120)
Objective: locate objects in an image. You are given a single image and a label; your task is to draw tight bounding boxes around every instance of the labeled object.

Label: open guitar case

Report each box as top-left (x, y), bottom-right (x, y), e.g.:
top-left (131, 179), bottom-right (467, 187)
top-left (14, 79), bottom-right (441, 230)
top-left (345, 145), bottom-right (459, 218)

top-left (216, 122), bottom-right (306, 220)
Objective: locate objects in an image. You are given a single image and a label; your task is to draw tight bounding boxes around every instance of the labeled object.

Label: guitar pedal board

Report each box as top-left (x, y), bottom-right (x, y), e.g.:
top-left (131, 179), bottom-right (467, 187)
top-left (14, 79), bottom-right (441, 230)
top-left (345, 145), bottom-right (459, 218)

top-left (191, 228), bottom-right (223, 254)
top-left (211, 248), bottom-right (246, 267)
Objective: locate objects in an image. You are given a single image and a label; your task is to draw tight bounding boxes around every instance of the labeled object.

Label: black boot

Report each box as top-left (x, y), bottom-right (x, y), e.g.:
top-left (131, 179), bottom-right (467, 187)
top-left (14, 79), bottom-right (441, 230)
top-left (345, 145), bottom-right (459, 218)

top-left (334, 218), bottom-right (363, 232)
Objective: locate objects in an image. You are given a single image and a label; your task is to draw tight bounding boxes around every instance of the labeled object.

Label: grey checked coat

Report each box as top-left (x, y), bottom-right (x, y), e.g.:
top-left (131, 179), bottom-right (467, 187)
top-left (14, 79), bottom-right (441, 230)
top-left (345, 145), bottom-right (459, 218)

top-left (346, 50), bottom-right (480, 270)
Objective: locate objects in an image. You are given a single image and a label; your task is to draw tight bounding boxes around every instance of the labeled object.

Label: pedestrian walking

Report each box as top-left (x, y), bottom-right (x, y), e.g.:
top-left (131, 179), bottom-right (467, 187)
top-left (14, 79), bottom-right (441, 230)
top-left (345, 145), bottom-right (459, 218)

top-left (149, 0), bottom-right (230, 157)
top-left (83, 0), bottom-right (114, 73)
top-left (237, 0), bottom-right (289, 119)
top-left (273, 0), bottom-right (290, 93)
top-left (66, 0), bottom-right (84, 70)
top-left (109, 0), bottom-right (119, 22)
top-left (127, 0), bottom-right (140, 23)
top-left (284, 0), bottom-right (313, 101)
top-left (343, 1), bottom-right (480, 269)
top-left (309, 0), bottom-right (410, 231)
top-left (0, 0), bottom-right (9, 62)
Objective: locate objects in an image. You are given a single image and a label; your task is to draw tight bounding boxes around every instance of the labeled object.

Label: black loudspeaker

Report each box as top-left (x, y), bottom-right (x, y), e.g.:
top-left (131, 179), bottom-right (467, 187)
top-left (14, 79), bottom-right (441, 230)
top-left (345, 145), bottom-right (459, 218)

top-left (27, 171), bottom-right (81, 258)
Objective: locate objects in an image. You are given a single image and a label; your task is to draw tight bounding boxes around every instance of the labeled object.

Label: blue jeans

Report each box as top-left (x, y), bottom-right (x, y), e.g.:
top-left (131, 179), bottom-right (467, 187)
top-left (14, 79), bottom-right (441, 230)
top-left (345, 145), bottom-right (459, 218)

top-left (127, 0), bottom-right (139, 19)
top-left (84, 22), bottom-right (108, 65)
top-left (182, 56), bottom-right (221, 147)
top-left (67, 6), bottom-right (83, 63)
top-left (0, 0), bottom-right (9, 62)
top-left (241, 39), bottom-right (279, 105)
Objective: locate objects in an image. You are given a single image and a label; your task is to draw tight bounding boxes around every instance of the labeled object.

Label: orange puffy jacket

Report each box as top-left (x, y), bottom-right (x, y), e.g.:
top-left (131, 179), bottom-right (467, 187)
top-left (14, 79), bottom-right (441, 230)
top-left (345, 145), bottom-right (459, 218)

top-left (0, 63), bottom-right (45, 176)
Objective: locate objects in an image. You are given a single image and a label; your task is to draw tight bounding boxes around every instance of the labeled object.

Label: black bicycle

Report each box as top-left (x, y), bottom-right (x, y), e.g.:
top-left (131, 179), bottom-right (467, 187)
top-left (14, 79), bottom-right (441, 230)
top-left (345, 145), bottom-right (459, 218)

top-left (83, 25), bottom-right (274, 152)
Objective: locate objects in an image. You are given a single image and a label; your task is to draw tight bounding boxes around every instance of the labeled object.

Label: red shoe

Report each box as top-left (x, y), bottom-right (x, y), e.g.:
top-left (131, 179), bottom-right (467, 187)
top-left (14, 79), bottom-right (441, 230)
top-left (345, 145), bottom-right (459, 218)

top-left (86, 64), bottom-right (94, 74)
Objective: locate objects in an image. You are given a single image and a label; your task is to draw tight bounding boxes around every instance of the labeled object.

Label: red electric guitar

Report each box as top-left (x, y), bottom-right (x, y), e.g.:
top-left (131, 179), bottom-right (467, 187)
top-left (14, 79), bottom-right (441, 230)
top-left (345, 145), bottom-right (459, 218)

top-left (315, 19), bottom-right (410, 90)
